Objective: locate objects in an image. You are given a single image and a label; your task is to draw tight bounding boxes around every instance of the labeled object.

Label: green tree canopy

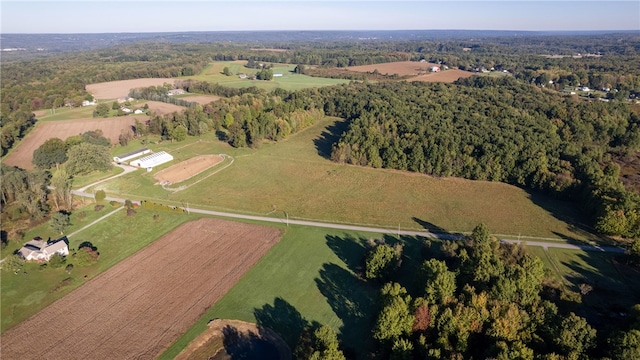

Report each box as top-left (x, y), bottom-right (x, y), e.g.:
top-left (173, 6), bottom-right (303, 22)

top-left (365, 244), bottom-right (398, 280)
top-left (50, 211), bottom-right (70, 234)
top-left (65, 142), bottom-right (112, 175)
top-left (420, 259), bottom-right (456, 305)
top-left (32, 137), bottom-right (67, 169)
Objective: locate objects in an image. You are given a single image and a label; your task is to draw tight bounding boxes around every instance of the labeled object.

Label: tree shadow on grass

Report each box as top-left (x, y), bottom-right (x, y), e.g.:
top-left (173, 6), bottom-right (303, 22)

top-left (326, 234), bottom-right (368, 275)
top-left (254, 297), bottom-right (308, 350)
top-left (526, 189), bottom-right (603, 241)
top-left (556, 250), bottom-right (640, 332)
top-left (412, 217), bottom-right (449, 234)
top-left (315, 262), bottom-right (377, 357)
top-left (222, 325), bottom-right (281, 360)
top-left (313, 118), bottom-right (350, 159)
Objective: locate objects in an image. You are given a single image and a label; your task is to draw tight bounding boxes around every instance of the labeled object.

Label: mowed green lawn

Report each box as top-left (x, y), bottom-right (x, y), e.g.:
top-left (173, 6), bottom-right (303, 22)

top-left (160, 224), bottom-right (383, 359)
top-left (180, 61), bottom-right (350, 91)
top-left (0, 205), bottom-right (196, 332)
top-left (98, 116), bottom-right (597, 241)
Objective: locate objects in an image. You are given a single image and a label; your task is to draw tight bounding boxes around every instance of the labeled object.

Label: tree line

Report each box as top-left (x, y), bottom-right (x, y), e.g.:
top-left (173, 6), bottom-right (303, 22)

top-left (286, 78), bottom-right (640, 238)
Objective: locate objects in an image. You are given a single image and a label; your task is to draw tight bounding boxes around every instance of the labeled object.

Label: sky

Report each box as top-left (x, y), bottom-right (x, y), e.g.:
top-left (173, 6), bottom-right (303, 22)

top-left (1, 1), bottom-right (639, 34)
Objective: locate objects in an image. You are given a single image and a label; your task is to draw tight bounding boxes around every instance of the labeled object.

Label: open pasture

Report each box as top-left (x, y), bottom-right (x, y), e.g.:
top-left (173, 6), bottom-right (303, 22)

top-left (186, 61), bottom-right (350, 91)
top-left (86, 78), bottom-right (176, 99)
top-left (154, 154), bottom-right (224, 184)
top-left (101, 117), bottom-right (597, 241)
top-left (1, 218), bottom-right (282, 359)
top-left (3, 116), bottom-right (146, 170)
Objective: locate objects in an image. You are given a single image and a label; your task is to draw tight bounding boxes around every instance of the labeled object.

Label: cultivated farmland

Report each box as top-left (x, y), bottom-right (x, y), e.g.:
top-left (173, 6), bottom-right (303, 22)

top-left (86, 78), bottom-right (176, 99)
top-left (3, 116), bottom-right (146, 170)
top-left (1, 218), bottom-right (282, 360)
top-left (345, 61), bottom-right (474, 82)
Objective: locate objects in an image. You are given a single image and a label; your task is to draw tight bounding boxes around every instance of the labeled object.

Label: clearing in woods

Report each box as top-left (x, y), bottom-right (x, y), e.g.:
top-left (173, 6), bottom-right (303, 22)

top-left (345, 61), bottom-right (474, 82)
top-left (2, 116), bottom-right (146, 170)
top-left (0, 218), bottom-right (281, 360)
top-left (86, 78), bottom-right (176, 99)
top-left (154, 154), bottom-right (224, 184)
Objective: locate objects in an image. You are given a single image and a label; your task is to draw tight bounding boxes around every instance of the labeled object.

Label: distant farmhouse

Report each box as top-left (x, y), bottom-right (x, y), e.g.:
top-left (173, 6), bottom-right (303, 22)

top-left (167, 89), bottom-right (185, 96)
top-left (18, 237), bottom-right (69, 262)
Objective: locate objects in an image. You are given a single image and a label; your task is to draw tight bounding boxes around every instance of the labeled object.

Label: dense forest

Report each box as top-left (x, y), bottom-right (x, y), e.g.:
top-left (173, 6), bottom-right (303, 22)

top-left (354, 224), bottom-right (640, 359)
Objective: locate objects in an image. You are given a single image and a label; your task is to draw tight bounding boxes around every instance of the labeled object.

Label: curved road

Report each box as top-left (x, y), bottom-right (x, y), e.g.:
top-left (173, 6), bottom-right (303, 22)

top-left (69, 161), bottom-right (625, 254)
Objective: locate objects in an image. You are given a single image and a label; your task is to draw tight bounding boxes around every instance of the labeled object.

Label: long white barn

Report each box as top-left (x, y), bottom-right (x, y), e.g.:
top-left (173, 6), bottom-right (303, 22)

top-left (130, 151), bottom-right (173, 169)
top-left (113, 147), bottom-right (151, 163)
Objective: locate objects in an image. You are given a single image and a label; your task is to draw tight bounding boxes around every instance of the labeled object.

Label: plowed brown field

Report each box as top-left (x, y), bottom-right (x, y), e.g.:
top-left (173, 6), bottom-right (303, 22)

top-left (87, 78), bottom-right (176, 99)
top-left (1, 218), bottom-right (281, 360)
top-left (3, 117), bottom-right (147, 170)
top-left (345, 61), bottom-right (474, 82)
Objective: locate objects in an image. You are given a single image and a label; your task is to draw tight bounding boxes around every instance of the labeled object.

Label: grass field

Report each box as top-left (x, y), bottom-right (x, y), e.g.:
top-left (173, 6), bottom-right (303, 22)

top-left (96, 116), bottom-right (597, 241)
top-left (0, 205), bottom-right (196, 332)
top-left (160, 224), bottom-right (383, 359)
top-left (181, 61), bottom-right (350, 91)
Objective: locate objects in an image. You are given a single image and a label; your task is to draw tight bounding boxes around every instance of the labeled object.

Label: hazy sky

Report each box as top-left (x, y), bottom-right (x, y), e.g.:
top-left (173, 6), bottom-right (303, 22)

top-left (1, 1), bottom-right (639, 33)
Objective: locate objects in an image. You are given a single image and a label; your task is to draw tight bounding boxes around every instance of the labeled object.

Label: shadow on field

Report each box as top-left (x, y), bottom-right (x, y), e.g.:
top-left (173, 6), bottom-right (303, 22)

top-left (555, 250), bottom-right (640, 333)
top-left (326, 234), bottom-right (368, 274)
top-left (222, 325), bottom-right (281, 360)
top-left (315, 262), bottom-right (377, 356)
top-left (526, 189), bottom-right (600, 241)
top-left (412, 217), bottom-right (449, 234)
top-left (254, 297), bottom-right (307, 349)
top-left (313, 118), bottom-right (350, 159)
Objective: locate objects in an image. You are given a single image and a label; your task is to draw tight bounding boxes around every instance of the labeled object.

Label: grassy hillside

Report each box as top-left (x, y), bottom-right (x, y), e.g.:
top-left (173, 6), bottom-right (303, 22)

top-left (96, 116), bottom-right (596, 241)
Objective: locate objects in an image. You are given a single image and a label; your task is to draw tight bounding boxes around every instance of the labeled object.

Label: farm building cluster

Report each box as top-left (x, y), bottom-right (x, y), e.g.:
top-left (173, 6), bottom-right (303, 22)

top-left (113, 148), bottom-right (174, 171)
top-left (18, 236), bottom-right (69, 262)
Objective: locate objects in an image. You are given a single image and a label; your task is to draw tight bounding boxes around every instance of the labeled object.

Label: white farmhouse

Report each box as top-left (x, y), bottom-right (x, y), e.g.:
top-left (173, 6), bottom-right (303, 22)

top-left (18, 237), bottom-right (69, 262)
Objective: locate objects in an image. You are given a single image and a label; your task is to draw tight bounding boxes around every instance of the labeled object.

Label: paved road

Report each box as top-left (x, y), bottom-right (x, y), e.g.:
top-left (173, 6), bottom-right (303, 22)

top-left (67, 162), bottom-right (626, 254)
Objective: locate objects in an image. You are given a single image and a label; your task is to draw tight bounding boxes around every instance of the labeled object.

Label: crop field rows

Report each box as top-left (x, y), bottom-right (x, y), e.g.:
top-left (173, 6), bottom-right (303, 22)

top-left (1, 218), bottom-right (281, 359)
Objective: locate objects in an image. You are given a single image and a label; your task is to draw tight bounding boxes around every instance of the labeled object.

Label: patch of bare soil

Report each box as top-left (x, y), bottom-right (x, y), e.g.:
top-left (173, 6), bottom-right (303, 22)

top-left (182, 95), bottom-right (222, 105)
top-left (142, 100), bottom-right (185, 115)
top-left (154, 155), bottom-right (224, 184)
top-left (0, 218), bottom-right (282, 360)
top-left (175, 319), bottom-right (291, 360)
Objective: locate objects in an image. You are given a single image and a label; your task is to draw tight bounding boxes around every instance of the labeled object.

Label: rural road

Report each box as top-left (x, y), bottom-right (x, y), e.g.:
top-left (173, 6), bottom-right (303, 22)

top-left (68, 191), bottom-right (626, 253)
top-left (66, 161), bottom-right (626, 254)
